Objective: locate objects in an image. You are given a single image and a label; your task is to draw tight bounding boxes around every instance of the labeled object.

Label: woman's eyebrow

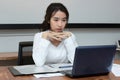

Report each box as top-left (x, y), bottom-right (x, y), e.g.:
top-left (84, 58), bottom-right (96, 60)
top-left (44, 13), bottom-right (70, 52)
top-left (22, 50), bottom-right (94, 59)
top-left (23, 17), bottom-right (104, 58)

top-left (62, 17), bottom-right (67, 20)
top-left (53, 17), bottom-right (67, 19)
top-left (53, 17), bottom-right (59, 19)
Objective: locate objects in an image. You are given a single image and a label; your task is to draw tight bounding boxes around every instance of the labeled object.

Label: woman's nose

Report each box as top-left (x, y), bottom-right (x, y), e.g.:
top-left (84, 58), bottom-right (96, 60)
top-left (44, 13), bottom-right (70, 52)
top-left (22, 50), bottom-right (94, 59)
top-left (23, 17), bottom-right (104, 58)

top-left (58, 21), bottom-right (62, 27)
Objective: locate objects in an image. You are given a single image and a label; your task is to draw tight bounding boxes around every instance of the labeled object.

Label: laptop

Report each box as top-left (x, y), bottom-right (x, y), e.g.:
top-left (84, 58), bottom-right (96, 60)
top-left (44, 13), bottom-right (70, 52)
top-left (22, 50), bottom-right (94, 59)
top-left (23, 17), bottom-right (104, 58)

top-left (61, 45), bottom-right (116, 78)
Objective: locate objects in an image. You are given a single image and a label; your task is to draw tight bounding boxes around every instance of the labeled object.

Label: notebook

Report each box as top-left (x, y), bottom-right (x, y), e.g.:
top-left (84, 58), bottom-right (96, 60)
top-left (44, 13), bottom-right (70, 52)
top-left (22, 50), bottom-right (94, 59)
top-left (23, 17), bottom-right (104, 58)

top-left (8, 65), bottom-right (59, 76)
top-left (61, 45), bottom-right (116, 78)
top-left (8, 63), bottom-right (72, 76)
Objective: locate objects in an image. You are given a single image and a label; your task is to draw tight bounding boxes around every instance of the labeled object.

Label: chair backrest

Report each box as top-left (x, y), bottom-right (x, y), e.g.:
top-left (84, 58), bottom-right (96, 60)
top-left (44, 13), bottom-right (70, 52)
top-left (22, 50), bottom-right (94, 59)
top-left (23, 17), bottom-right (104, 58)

top-left (18, 41), bottom-right (34, 65)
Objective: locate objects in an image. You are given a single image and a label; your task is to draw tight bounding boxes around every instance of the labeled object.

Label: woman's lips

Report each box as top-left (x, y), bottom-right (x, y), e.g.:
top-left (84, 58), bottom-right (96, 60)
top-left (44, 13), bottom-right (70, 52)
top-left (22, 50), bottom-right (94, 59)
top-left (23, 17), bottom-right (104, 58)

top-left (56, 29), bottom-right (62, 32)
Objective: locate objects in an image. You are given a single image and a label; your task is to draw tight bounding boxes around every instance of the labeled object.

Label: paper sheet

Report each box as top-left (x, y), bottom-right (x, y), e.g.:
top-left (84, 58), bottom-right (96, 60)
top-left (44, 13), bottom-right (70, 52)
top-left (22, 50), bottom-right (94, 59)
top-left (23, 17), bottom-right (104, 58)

top-left (48, 63), bottom-right (72, 71)
top-left (112, 64), bottom-right (120, 77)
top-left (13, 65), bottom-right (57, 74)
top-left (33, 73), bottom-right (64, 78)
top-left (12, 63), bottom-right (72, 75)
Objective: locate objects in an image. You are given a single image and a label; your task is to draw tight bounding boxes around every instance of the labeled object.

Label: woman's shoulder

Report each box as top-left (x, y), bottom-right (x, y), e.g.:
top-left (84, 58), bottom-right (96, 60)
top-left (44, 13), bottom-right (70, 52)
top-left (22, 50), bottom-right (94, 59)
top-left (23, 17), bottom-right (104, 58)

top-left (34, 32), bottom-right (41, 37)
top-left (34, 31), bottom-right (47, 36)
top-left (64, 31), bottom-right (75, 36)
top-left (64, 31), bottom-right (76, 40)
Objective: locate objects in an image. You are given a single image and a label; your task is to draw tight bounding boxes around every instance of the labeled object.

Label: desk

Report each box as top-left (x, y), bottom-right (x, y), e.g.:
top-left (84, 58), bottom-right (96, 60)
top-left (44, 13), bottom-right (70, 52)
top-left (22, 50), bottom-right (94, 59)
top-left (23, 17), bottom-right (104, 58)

top-left (0, 59), bottom-right (120, 80)
top-left (0, 52), bottom-right (18, 66)
top-left (0, 52), bottom-right (32, 66)
top-left (0, 52), bottom-right (32, 60)
top-left (0, 52), bottom-right (17, 60)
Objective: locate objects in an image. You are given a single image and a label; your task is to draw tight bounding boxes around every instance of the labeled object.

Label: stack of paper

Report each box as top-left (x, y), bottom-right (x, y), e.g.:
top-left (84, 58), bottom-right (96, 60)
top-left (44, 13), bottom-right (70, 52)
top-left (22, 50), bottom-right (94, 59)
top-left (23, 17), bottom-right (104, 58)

top-left (112, 64), bottom-right (120, 77)
top-left (34, 73), bottom-right (64, 78)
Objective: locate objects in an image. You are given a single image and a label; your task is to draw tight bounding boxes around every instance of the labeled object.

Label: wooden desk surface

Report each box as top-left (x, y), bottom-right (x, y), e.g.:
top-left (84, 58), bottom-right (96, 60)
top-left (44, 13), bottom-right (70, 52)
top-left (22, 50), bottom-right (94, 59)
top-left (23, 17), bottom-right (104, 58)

top-left (0, 52), bottom-right (32, 60)
top-left (0, 52), bottom-right (18, 60)
top-left (0, 59), bottom-right (120, 80)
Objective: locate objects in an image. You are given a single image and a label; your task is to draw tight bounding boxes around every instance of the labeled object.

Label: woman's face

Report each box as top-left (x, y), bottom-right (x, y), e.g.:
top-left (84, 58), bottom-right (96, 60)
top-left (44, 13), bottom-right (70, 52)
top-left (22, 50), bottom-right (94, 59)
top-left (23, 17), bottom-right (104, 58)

top-left (49, 10), bottom-right (67, 32)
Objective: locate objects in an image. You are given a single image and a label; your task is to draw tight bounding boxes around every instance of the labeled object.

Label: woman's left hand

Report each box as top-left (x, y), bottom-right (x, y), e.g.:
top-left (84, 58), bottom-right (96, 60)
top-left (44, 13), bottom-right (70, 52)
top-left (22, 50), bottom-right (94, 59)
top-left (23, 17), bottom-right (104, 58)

top-left (62, 31), bottom-right (71, 38)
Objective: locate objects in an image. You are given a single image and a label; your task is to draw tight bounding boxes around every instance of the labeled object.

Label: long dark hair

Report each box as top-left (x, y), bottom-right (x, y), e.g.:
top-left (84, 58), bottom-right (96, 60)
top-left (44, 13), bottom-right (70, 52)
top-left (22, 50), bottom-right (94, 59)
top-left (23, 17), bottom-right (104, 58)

top-left (40, 3), bottom-right (69, 31)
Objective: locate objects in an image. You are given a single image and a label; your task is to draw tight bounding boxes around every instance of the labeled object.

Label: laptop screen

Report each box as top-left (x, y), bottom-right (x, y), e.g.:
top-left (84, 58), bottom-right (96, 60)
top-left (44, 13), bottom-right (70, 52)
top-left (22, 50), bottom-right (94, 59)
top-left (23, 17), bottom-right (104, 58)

top-left (72, 45), bottom-right (116, 77)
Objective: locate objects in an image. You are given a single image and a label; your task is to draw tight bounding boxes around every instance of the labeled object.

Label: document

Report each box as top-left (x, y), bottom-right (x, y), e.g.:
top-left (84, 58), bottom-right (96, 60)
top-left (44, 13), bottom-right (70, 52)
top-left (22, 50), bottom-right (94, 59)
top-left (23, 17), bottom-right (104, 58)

top-left (34, 73), bottom-right (64, 78)
top-left (112, 64), bottom-right (120, 77)
top-left (8, 65), bottom-right (58, 76)
top-left (14, 65), bottom-right (57, 74)
top-left (8, 63), bottom-right (72, 76)
top-left (48, 63), bottom-right (72, 71)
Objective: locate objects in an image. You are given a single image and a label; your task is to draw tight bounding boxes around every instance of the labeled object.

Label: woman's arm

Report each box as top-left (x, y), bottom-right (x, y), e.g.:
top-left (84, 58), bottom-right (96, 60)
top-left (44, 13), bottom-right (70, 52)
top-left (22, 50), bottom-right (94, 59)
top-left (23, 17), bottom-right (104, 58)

top-left (64, 33), bottom-right (78, 64)
top-left (32, 33), bottom-right (50, 66)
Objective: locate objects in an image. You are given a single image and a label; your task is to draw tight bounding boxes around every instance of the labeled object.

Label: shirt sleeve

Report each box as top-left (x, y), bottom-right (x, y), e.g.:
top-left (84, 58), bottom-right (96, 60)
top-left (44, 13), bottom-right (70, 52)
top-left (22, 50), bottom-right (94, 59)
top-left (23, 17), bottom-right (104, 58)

top-left (64, 32), bottom-right (78, 64)
top-left (32, 32), bottom-right (50, 66)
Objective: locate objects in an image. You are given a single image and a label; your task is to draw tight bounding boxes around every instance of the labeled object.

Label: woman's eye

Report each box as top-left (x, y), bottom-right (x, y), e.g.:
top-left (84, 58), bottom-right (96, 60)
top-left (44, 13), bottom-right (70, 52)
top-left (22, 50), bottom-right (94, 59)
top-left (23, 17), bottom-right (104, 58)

top-left (54, 19), bottom-right (58, 21)
top-left (62, 19), bottom-right (67, 22)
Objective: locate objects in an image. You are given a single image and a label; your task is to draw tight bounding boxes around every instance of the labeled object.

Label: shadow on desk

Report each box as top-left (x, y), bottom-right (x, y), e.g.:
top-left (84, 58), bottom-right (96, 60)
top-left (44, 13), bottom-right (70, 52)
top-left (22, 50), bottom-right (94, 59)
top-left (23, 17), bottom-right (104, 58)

top-left (115, 50), bottom-right (120, 60)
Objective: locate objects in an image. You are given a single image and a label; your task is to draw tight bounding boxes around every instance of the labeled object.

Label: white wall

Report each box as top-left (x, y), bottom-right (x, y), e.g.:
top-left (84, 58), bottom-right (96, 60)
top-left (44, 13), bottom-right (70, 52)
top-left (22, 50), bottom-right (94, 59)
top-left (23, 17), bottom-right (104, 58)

top-left (0, 28), bottom-right (120, 52)
top-left (0, 0), bottom-right (120, 52)
top-left (0, 0), bottom-right (120, 24)
top-left (72, 28), bottom-right (120, 45)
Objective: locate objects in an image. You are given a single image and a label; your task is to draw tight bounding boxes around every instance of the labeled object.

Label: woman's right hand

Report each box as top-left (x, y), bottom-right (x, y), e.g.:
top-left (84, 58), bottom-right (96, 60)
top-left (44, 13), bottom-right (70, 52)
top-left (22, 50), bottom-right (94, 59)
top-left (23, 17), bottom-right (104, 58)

top-left (48, 31), bottom-right (62, 41)
top-left (42, 31), bottom-right (69, 46)
top-left (42, 31), bottom-right (71, 41)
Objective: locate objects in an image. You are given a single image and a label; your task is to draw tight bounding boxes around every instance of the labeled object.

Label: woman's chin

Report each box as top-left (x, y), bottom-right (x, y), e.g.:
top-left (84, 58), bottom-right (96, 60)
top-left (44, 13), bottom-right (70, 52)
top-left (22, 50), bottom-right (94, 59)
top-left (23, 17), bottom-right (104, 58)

top-left (51, 30), bottom-right (63, 32)
top-left (56, 30), bottom-right (63, 32)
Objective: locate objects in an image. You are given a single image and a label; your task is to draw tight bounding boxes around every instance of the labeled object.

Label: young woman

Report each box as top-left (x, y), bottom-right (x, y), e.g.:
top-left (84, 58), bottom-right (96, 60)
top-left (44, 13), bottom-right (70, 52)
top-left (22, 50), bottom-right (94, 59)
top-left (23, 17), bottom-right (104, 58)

top-left (32, 3), bottom-right (78, 66)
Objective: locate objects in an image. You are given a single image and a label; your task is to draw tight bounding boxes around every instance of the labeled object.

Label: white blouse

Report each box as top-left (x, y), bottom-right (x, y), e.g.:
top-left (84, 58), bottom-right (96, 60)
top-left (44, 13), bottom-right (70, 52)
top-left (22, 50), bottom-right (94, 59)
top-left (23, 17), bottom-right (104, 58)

top-left (32, 31), bottom-right (78, 66)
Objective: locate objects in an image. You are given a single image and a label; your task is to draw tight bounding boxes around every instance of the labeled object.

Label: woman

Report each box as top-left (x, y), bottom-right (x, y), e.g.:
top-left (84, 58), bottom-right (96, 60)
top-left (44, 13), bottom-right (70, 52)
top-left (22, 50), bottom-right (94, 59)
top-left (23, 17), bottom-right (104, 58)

top-left (32, 3), bottom-right (78, 66)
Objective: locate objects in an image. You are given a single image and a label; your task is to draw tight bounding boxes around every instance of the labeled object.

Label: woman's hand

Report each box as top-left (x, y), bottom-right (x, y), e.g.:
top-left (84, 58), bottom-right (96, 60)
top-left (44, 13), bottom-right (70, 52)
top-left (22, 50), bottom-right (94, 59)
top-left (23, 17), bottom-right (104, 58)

top-left (42, 31), bottom-right (71, 46)
top-left (63, 31), bottom-right (71, 38)
top-left (48, 31), bottom-right (71, 41)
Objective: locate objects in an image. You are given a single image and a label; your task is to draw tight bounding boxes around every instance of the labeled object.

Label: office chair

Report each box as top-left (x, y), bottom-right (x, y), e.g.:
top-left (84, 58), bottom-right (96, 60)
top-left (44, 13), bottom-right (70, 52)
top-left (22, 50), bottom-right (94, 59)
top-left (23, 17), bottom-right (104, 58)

top-left (18, 41), bottom-right (34, 65)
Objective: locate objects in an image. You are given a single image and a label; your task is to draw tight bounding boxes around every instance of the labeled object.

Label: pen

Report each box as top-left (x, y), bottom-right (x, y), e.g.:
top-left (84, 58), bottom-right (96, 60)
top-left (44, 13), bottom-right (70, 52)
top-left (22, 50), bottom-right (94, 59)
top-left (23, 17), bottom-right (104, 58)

top-left (59, 65), bottom-right (72, 68)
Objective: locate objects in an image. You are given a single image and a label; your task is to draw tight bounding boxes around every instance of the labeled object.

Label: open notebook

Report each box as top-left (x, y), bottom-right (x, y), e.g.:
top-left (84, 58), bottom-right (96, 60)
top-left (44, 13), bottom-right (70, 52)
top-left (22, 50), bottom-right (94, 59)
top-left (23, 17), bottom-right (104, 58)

top-left (8, 63), bottom-right (72, 76)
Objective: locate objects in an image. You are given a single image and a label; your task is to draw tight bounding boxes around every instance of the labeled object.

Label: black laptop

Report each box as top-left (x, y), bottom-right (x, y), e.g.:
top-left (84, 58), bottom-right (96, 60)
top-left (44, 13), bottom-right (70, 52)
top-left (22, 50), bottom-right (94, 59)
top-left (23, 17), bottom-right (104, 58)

top-left (62, 45), bottom-right (116, 78)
